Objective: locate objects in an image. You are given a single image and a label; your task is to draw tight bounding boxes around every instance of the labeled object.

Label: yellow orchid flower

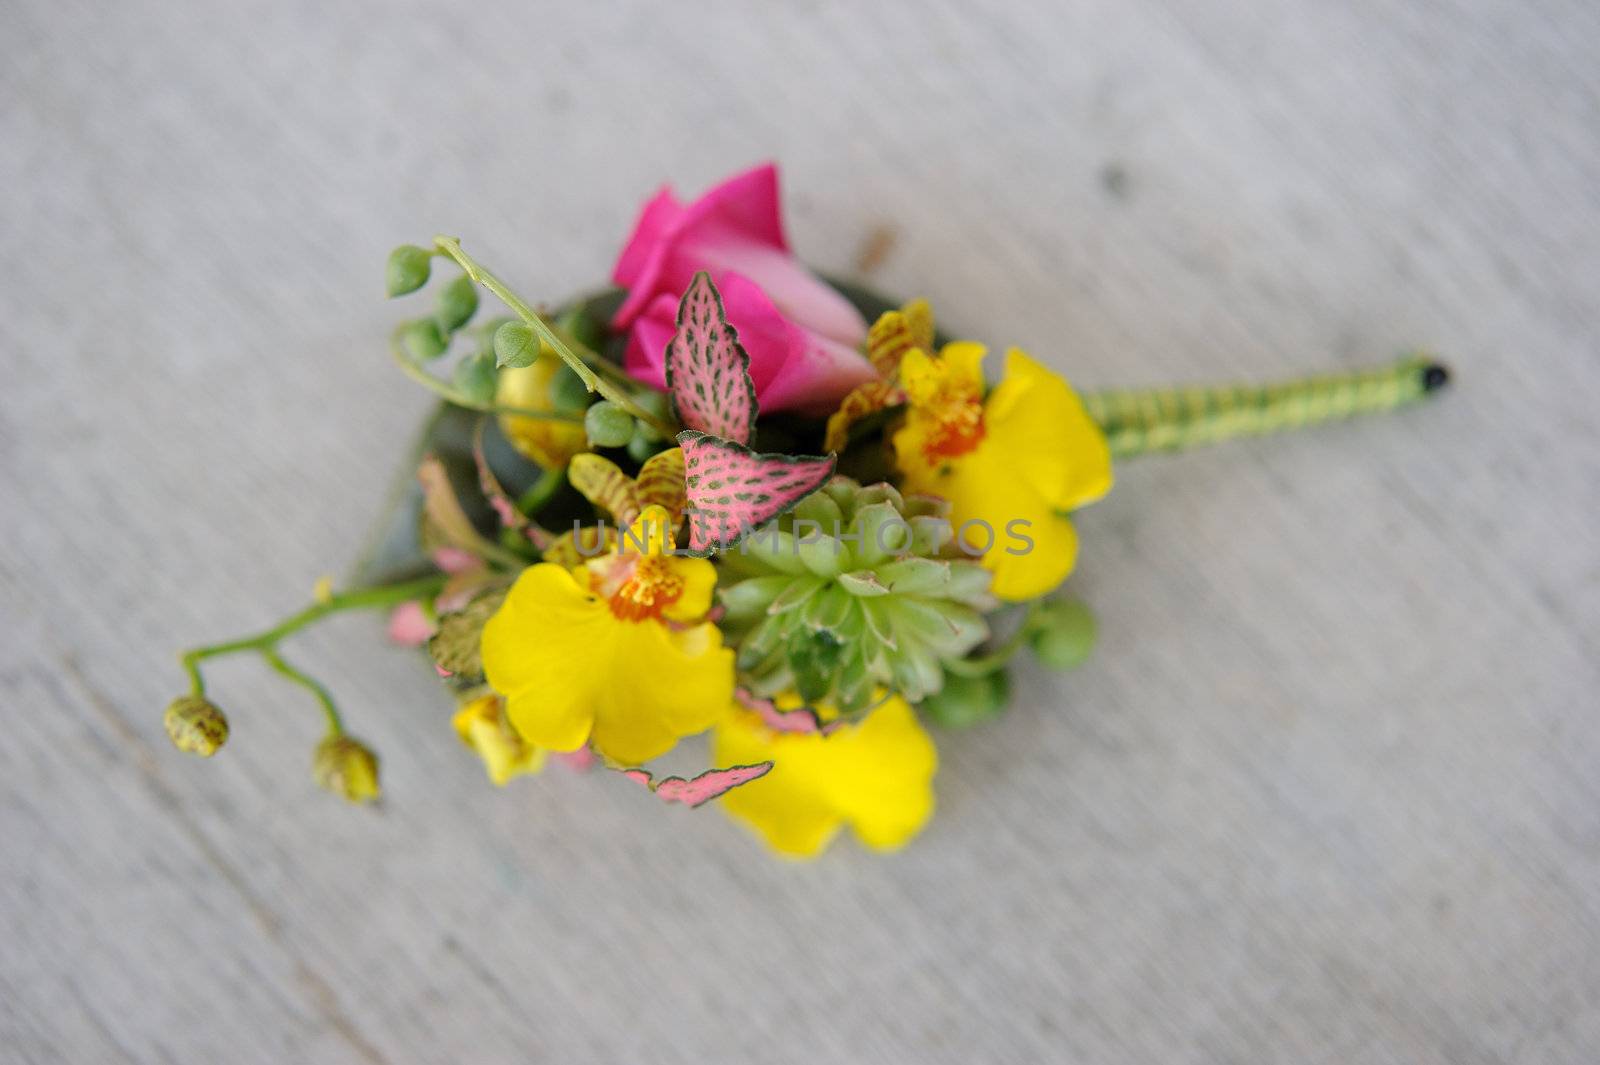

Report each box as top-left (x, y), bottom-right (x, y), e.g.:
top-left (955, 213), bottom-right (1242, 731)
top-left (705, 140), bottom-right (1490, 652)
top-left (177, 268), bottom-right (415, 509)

top-left (712, 693), bottom-right (938, 858)
top-left (481, 505), bottom-right (733, 765)
top-left (822, 298), bottom-right (933, 453)
top-left (567, 447), bottom-right (687, 527)
top-left (452, 694), bottom-right (546, 785)
top-left (892, 343), bottom-right (1112, 601)
top-left (496, 346), bottom-right (587, 470)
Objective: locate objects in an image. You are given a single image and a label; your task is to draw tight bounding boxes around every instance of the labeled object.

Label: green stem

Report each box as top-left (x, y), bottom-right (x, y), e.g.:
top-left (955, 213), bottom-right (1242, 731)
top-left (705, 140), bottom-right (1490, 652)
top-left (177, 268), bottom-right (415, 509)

top-left (944, 603), bottom-right (1041, 677)
top-left (433, 236), bottom-right (679, 439)
top-left (1081, 354), bottom-right (1450, 460)
top-left (262, 649), bottom-right (344, 734)
top-left (517, 466), bottom-right (567, 516)
top-left (180, 574), bottom-right (449, 680)
top-left (546, 319), bottom-right (640, 389)
top-left (388, 326), bottom-right (583, 422)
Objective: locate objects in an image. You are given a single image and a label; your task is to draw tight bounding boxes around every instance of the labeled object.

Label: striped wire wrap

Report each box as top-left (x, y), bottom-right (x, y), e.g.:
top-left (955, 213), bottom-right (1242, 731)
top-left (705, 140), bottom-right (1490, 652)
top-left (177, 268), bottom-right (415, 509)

top-left (1080, 354), bottom-right (1450, 459)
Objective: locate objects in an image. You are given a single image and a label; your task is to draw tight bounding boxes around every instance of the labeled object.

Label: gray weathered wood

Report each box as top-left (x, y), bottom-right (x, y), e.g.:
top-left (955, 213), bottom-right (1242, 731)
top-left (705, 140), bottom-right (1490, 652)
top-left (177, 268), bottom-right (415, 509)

top-left (3, 0), bottom-right (1598, 1061)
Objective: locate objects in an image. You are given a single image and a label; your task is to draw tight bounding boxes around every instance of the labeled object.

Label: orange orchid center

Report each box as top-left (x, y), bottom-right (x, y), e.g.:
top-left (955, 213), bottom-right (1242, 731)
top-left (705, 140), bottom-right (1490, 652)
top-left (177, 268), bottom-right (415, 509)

top-left (588, 553), bottom-right (685, 622)
top-left (918, 389), bottom-right (986, 461)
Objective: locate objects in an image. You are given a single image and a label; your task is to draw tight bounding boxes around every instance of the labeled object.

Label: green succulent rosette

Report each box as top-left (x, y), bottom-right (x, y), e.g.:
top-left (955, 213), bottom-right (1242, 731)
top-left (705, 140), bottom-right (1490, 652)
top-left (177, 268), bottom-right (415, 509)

top-left (716, 476), bottom-right (995, 713)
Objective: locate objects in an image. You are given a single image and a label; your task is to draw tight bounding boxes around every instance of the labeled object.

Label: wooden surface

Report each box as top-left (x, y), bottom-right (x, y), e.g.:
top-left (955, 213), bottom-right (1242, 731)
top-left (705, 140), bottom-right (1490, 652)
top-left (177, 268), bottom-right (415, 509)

top-left (4, 1), bottom-right (1598, 1061)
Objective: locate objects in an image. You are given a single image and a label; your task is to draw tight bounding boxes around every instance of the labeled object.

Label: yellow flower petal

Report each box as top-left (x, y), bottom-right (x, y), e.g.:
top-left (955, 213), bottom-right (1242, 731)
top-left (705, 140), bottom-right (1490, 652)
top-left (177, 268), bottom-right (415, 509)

top-left (892, 345), bottom-right (1112, 601)
top-left (984, 348), bottom-right (1112, 511)
top-left (713, 694), bottom-right (938, 858)
top-left (937, 341), bottom-right (988, 396)
top-left (634, 447), bottom-right (687, 521)
top-left (976, 488), bottom-right (1080, 602)
top-left (569, 452), bottom-right (640, 522)
top-left (661, 556), bottom-right (718, 623)
top-left (453, 695), bottom-right (546, 786)
top-left (481, 564), bottom-right (611, 752)
top-left (541, 525), bottom-right (616, 571)
top-left (590, 621), bottom-right (734, 765)
top-left (496, 351), bottom-right (586, 470)
top-left (481, 561), bottom-right (734, 764)
top-left (865, 298), bottom-right (935, 376)
top-left (714, 713), bottom-right (844, 857)
top-left (617, 504), bottom-right (676, 557)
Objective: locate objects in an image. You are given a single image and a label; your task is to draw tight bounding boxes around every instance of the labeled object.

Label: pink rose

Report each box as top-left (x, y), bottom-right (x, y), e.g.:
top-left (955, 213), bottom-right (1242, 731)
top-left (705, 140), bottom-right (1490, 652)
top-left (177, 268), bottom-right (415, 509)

top-left (612, 163), bottom-right (874, 416)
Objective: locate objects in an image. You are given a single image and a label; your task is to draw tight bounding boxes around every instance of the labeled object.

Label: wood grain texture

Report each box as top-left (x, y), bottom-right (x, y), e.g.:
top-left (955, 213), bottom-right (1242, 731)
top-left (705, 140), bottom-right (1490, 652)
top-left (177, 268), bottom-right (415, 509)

top-left (3, 0), bottom-right (1598, 1062)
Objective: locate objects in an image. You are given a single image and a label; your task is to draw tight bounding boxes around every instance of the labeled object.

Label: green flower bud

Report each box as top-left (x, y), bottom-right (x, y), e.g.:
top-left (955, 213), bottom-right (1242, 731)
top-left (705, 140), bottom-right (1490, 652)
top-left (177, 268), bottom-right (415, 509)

top-left (555, 306), bottom-right (606, 352)
top-left (1030, 599), bottom-right (1097, 670)
top-left (494, 321), bottom-right (538, 368)
top-left (453, 352), bottom-right (498, 406)
top-left (919, 671), bottom-right (1009, 728)
top-left (629, 390), bottom-right (671, 442)
top-left (585, 400), bottom-right (635, 448)
top-left (402, 318), bottom-right (448, 360)
top-left (164, 695), bottom-right (229, 756)
top-left (385, 245), bottom-right (432, 297)
top-left (427, 589), bottom-right (506, 685)
top-left (436, 274), bottom-right (479, 333)
top-left (546, 363), bottom-right (590, 414)
top-left (312, 735), bottom-right (380, 803)
top-left (627, 425), bottom-right (662, 463)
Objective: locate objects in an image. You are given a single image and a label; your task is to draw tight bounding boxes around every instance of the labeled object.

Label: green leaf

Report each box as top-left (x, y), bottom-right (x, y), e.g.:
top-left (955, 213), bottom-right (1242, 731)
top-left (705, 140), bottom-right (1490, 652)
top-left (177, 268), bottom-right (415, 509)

top-left (436, 274), bottom-right (479, 333)
top-left (718, 576), bottom-right (792, 622)
top-left (920, 671), bottom-right (1009, 728)
top-left (877, 557), bottom-right (951, 595)
top-left (943, 562), bottom-right (994, 605)
top-left (629, 391), bottom-right (671, 443)
top-left (765, 575), bottom-right (825, 614)
top-left (791, 491), bottom-right (844, 530)
top-left (888, 642), bottom-right (941, 702)
top-left (837, 570), bottom-right (890, 597)
top-left (452, 353), bottom-right (497, 406)
top-left (1030, 600), bottom-right (1097, 670)
top-left (801, 584), bottom-right (852, 633)
top-left (386, 245), bottom-right (433, 297)
top-left (795, 533), bottom-right (845, 579)
top-left (888, 597), bottom-right (987, 656)
top-left (736, 613), bottom-right (793, 670)
top-left (584, 401), bottom-right (635, 448)
top-left (627, 428), bottom-right (663, 463)
top-left (847, 501), bottom-right (906, 568)
top-left (494, 321), bottom-right (538, 368)
top-left (555, 306), bottom-right (606, 352)
top-left (402, 318), bottom-right (448, 360)
top-left (791, 631), bottom-right (845, 704)
top-left (834, 644), bottom-right (873, 713)
top-left (739, 528), bottom-right (809, 576)
top-left (547, 363), bottom-right (590, 414)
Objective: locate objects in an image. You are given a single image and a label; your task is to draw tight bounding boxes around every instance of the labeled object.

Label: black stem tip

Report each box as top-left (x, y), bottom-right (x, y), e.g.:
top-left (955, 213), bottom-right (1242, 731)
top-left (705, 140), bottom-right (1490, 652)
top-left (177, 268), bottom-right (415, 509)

top-left (1420, 362), bottom-right (1451, 392)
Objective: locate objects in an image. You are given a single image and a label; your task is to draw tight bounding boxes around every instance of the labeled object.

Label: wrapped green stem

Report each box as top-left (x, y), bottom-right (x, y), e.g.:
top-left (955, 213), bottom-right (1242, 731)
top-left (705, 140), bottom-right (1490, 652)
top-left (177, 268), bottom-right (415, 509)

top-left (1082, 354), bottom-right (1449, 459)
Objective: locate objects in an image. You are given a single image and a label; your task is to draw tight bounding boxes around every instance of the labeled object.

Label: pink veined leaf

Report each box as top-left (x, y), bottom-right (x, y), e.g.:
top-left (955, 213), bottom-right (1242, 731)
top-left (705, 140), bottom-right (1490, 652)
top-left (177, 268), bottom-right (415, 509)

top-left (735, 688), bottom-right (843, 736)
top-left (621, 762), bottom-right (775, 808)
top-left (666, 272), bottom-right (758, 445)
top-left (678, 430), bottom-right (836, 555)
